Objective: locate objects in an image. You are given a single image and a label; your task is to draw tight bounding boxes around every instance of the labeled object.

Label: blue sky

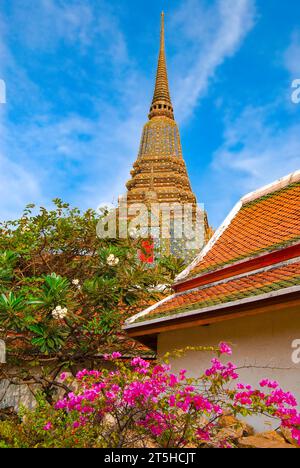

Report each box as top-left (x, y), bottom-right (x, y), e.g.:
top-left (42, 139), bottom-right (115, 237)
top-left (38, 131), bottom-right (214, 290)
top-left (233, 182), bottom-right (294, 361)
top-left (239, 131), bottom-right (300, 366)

top-left (0, 0), bottom-right (299, 228)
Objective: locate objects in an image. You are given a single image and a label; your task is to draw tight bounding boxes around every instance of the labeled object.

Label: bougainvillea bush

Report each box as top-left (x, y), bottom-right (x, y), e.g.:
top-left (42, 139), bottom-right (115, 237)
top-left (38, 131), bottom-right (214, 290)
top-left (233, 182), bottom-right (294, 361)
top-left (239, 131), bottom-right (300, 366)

top-left (0, 200), bottom-right (185, 403)
top-left (2, 344), bottom-right (300, 448)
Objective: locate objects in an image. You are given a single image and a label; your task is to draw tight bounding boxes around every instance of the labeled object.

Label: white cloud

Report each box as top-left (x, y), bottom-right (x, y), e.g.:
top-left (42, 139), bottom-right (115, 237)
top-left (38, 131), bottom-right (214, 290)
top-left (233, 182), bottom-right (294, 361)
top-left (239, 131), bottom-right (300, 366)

top-left (0, 14), bottom-right (43, 219)
top-left (0, 0), bottom-right (144, 219)
top-left (203, 104), bottom-right (300, 227)
top-left (170, 0), bottom-right (256, 123)
top-left (0, 99), bottom-right (147, 218)
top-left (0, 150), bottom-right (41, 221)
top-left (10, 0), bottom-right (129, 63)
top-left (0, 105), bottom-right (41, 220)
top-left (0, 0), bottom-right (257, 220)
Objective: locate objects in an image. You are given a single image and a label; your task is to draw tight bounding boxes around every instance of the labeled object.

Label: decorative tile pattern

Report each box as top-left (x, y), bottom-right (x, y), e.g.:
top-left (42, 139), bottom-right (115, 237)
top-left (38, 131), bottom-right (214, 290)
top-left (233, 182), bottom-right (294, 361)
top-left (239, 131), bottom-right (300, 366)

top-left (123, 13), bottom-right (212, 255)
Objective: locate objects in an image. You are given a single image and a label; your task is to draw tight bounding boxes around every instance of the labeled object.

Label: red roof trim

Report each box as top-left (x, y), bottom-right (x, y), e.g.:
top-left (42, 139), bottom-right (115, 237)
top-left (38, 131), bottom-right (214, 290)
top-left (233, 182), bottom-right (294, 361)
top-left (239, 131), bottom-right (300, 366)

top-left (174, 242), bottom-right (300, 293)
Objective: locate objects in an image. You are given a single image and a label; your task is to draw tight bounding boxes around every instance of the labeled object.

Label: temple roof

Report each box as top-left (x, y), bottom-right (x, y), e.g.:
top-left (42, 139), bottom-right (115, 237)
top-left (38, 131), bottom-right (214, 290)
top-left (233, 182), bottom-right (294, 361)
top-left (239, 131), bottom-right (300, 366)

top-left (124, 170), bottom-right (300, 335)
top-left (127, 258), bottom-right (300, 325)
top-left (176, 171), bottom-right (300, 282)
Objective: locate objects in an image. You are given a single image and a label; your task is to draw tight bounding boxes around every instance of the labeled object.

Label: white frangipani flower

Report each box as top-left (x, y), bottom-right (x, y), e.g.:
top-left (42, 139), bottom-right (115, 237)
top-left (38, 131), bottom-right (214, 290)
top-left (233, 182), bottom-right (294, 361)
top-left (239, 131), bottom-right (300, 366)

top-left (52, 306), bottom-right (68, 320)
top-left (128, 227), bottom-right (138, 239)
top-left (107, 254), bottom-right (120, 267)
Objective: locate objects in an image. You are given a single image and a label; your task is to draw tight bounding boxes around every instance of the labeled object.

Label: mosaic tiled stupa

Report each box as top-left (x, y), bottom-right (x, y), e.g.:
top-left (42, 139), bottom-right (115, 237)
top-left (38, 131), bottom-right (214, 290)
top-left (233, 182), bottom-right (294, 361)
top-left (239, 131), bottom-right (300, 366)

top-left (124, 13), bottom-right (211, 258)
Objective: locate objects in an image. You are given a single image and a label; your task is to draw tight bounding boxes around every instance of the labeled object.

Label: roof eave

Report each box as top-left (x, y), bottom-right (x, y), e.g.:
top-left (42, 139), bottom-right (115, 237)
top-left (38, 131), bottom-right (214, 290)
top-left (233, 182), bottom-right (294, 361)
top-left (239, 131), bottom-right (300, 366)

top-left (124, 285), bottom-right (300, 336)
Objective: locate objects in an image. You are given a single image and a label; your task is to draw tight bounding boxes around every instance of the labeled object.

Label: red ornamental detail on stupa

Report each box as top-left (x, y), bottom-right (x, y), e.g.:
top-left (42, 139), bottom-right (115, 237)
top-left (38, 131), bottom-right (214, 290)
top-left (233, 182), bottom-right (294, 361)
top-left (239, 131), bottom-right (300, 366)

top-left (139, 239), bottom-right (155, 264)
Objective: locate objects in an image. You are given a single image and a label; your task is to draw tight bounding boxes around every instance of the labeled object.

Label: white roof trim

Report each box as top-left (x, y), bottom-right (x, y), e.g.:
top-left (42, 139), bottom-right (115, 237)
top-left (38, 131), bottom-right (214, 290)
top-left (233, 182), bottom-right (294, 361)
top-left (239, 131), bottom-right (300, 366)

top-left (175, 200), bottom-right (242, 283)
top-left (241, 170), bottom-right (300, 205)
top-left (123, 285), bottom-right (300, 330)
top-left (175, 169), bottom-right (300, 284)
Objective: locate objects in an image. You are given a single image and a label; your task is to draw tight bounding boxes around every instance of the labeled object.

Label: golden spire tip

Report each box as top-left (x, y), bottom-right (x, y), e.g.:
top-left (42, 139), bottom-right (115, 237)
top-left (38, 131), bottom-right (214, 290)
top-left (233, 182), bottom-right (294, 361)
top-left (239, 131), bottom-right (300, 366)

top-left (149, 11), bottom-right (173, 120)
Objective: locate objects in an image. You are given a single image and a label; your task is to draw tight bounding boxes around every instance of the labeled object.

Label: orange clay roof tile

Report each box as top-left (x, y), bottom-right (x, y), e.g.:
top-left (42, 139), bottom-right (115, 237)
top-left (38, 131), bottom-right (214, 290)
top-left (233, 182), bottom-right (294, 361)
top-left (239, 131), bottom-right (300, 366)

top-left (133, 259), bottom-right (300, 323)
top-left (187, 182), bottom-right (300, 279)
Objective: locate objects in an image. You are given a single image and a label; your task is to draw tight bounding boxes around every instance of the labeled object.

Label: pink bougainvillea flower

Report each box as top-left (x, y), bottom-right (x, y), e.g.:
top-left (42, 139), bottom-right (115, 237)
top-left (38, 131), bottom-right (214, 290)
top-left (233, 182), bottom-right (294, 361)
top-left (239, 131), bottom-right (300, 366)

top-left (111, 352), bottom-right (122, 359)
top-left (197, 428), bottom-right (211, 441)
top-left (169, 374), bottom-right (179, 387)
top-left (219, 342), bottom-right (232, 355)
top-left (104, 352), bottom-right (122, 361)
top-left (43, 422), bottom-right (53, 431)
top-left (39, 348), bottom-right (300, 449)
top-left (259, 379), bottom-right (279, 389)
top-left (131, 357), bottom-right (149, 368)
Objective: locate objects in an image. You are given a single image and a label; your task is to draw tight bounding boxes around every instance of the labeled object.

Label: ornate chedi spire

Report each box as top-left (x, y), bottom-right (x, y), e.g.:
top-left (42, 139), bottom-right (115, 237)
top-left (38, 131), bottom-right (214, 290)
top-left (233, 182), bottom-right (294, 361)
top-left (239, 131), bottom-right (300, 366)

top-left (126, 12), bottom-right (195, 204)
top-left (149, 12), bottom-right (174, 120)
top-left (124, 13), bottom-right (211, 256)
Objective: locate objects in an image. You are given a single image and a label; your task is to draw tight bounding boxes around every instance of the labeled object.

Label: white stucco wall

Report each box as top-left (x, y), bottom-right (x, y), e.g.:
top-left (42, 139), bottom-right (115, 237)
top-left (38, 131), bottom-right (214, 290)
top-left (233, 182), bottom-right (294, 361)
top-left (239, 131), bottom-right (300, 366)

top-left (158, 306), bottom-right (300, 431)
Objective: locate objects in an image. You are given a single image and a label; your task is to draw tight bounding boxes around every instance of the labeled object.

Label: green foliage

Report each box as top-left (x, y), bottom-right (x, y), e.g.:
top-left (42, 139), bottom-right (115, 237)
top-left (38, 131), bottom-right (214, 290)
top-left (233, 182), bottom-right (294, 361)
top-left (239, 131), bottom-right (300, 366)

top-left (0, 200), bottom-right (187, 402)
top-left (29, 273), bottom-right (71, 310)
top-left (0, 251), bottom-right (17, 290)
top-left (28, 324), bottom-right (67, 354)
top-left (0, 292), bottom-right (27, 330)
top-left (157, 255), bottom-right (187, 279)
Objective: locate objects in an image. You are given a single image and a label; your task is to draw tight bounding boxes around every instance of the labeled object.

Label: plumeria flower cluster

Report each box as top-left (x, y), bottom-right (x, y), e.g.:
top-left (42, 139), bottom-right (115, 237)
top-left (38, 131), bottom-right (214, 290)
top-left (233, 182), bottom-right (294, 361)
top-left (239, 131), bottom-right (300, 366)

top-left (106, 254), bottom-right (120, 267)
top-left (72, 279), bottom-right (81, 290)
top-left (40, 343), bottom-right (300, 448)
top-left (51, 305), bottom-right (68, 320)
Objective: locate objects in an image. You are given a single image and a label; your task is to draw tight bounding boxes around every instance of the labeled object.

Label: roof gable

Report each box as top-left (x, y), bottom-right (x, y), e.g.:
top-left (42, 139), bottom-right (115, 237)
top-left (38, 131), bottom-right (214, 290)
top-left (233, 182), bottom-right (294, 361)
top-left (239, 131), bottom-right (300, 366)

top-left (176, 171), bottom-right (300, 283)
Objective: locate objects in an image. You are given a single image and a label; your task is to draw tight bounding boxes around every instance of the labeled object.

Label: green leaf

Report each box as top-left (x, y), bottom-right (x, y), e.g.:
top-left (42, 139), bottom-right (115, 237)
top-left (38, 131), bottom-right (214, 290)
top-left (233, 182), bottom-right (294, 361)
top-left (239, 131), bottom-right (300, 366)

top-left (28, 325), bottom-right (44, 336)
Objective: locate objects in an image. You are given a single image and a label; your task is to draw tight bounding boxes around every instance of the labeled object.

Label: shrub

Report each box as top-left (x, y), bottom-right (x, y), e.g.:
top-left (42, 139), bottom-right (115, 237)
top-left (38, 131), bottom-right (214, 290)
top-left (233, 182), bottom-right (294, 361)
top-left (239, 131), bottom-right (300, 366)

top-left (2, 343), bottom-right (300, 448)
top-left (0, 200), bottom-right (185, 403)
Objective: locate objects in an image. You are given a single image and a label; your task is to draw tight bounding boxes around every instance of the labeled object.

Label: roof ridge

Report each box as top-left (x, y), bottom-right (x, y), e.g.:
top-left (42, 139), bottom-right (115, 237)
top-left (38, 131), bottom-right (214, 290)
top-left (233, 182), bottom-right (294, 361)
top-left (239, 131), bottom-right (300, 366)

top-left (241, 170), bottom-right (300, 205)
